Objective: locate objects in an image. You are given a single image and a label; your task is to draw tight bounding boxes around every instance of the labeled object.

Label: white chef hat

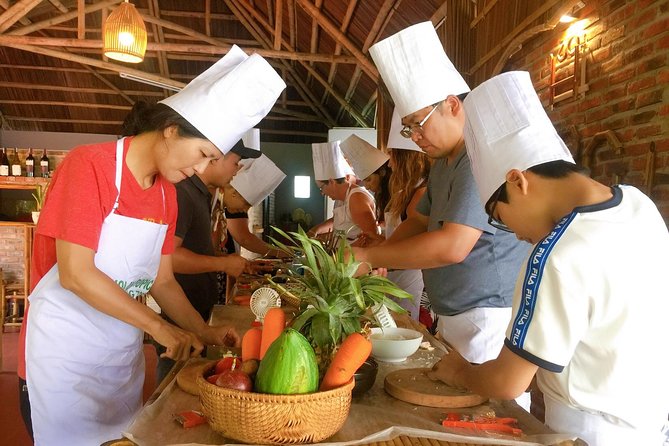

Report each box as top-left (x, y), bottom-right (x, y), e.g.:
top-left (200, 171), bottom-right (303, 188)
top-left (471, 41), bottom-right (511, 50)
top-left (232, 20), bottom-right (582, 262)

top-left (230, 128), bottom-right (261, 159)
top-left (160, 45), bottom-right (286, 155)
top-left (339, 134), bottom-right (389, 180)
top-left (312, 141), bottom-right (354, 181)
top-left (369, 21), bottom-right (470, 119)
top-left (463, 71), bottom-right (575, 206)
top-left (231, 154), bottom-right (286, 206)
top-left (387, 108), bottom-right (421, 151)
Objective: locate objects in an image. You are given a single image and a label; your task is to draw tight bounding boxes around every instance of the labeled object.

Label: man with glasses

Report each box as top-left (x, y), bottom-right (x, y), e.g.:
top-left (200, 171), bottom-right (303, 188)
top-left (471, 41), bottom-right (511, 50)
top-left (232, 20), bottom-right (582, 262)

top-left (359, 22), bottom-right (530, 375)
top-left (430, 70), bottom-right (669, 446)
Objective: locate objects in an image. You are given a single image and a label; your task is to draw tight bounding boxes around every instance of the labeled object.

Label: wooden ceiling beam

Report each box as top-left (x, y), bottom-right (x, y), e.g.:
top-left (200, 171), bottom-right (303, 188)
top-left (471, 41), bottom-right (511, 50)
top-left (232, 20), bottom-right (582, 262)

top-left (321, 0), bottom-right (357, 104)
top-left (9, 0), bottom-right (121, 36)
top-left (274, 0), bottom-right (283, 51)
top-left (77, 0), bottom-right (84, 39)
top-left (0, 100), bottom-right (131, 110)
top-left (336, 0), bottom-right (398, 122)
top-left (147, 0), bottom-right (170, 94)
top-left (0, 80), bottom-right (164, 97)
top-left (431, 1), bottom-right (448, 27)
top-left (6, 115), bottom-right (124, 126)
top-left (0, 35), bottom-right (359, 64)
top-left (225, 0), bottom-right (335, 127)
top-left (306, 0), bottom-right (323, 85)
top-left (233, 0), bottom-right (369, 127)
top-left (0, 0), bottom-right (43, 33)
top-left (47, 0), bottom-right (68, 14)
top-left (205, 0), bottom-right (211, 36)
top-left (294, 0), bottom-right (378, 81)
top-left (157, 10), bottom-right (236, 21)
top-left (468, 0), bottom-right (563, 75)
top-left (287, 0), bottom-right (295, 48)
top-left (0, 0), bottom-right (31, 25)
top-left (0, 43), bottom-right (186, 91)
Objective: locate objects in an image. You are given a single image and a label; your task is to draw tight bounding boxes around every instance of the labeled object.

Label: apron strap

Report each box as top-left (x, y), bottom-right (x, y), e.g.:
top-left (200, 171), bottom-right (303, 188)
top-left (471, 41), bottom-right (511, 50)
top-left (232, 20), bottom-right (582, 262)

top-left (111, 137), bottom-right (166, 216)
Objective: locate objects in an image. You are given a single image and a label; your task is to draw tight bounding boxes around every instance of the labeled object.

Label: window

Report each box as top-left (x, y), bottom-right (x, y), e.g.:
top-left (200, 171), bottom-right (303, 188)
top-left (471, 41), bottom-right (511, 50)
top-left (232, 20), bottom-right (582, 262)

top-left (294, 175), bottom-right (310, 198)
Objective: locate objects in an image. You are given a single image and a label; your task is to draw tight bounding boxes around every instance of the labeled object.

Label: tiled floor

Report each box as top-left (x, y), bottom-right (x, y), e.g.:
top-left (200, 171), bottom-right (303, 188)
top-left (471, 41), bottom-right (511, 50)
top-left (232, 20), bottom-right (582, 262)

top-left (0, 328), bottom-right (158, 445)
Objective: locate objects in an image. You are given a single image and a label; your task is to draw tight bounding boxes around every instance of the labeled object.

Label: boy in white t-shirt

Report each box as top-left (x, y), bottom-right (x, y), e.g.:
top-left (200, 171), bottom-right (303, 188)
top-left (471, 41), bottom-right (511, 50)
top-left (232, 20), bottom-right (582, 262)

top-left (428, 71), bottom-right (669, 446)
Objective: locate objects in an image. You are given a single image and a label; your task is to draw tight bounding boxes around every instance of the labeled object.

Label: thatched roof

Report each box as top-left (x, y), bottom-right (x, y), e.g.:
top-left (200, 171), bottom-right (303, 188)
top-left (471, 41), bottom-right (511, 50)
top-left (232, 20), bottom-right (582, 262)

top-left (0, 0), bottom-right (582, 144)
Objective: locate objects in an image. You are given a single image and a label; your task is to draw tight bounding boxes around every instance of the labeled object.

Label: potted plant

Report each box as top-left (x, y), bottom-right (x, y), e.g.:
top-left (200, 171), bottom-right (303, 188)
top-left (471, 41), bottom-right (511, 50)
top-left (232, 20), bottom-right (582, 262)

top-left (268, 227), bottom-right (411, 373)
top-left (31, 182), bottom-right (48, 224)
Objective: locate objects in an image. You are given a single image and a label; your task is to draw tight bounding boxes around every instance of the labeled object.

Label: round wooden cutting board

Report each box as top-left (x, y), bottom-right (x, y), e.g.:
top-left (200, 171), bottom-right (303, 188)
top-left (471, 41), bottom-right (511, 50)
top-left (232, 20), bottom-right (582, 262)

top-left (384, 368), bottom-right (487, 408)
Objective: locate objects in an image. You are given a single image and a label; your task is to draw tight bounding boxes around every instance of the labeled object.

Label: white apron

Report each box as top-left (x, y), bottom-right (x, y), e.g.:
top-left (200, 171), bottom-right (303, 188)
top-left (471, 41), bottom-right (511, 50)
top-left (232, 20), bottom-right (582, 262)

top-left (436, 307), bottom-right (511, 364)
top-left (385, 211), bottom-right (423, 320)
top-left (333, 185), bottom-right (375, 241)
top-left (26, 138), bottom-right (168, 446)
top-left (544, 395), bottom-right (665, 446)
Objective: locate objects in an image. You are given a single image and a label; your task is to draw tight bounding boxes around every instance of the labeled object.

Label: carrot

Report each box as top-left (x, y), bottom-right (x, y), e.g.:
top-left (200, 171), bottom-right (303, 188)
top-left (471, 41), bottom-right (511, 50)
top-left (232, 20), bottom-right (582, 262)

top-left (259, 308), bottom-right (285, 359)
top-left (319, 332), bottom-right (372, 391)
top-left (241, 327), bottom-right (263, 362)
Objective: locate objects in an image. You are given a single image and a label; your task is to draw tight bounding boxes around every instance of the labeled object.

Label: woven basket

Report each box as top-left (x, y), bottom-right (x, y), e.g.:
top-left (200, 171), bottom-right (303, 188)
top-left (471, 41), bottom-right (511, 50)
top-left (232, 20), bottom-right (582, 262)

top-left (197, 375), bottom-right (354, 445)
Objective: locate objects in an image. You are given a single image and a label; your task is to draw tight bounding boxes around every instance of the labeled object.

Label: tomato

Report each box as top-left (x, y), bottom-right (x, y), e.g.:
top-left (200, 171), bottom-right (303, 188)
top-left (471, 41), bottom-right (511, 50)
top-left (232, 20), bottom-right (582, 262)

top-left (215, 356), bottom-right (241, 375)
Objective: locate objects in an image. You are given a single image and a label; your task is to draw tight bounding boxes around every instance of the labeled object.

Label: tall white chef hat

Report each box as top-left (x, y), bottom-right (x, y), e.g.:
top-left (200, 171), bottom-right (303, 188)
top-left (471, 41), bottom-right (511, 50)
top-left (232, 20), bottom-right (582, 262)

top-left (312, 141), bottom-right (354, 181)
top-left (230, 127), bottom-right (261, 159)
top-left (231, 154), bottom-right (286, 206)
top-left (463, 71), bottom-right (575, 206)
top-left (160, 45), bottom-right (286, 155)
top-left (369, 21), bottom-right (470, 119)
top-left (387, 108), bottom-right (421, 151)
top-left (339, 134), bottom-right (389, 180)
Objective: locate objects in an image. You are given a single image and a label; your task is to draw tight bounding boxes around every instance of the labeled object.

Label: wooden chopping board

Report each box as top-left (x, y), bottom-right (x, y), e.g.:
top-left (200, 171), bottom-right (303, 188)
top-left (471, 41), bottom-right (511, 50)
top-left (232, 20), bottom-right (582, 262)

top-left (384, 368), bottom-right (487, 408)
top-left (175, 359), bottom-right (216, 396)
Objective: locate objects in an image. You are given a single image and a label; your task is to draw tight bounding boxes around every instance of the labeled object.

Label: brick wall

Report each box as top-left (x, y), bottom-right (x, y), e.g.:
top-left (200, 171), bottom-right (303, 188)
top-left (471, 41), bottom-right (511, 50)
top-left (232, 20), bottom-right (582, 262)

top-left (504, 0), bottom-right (669, 222)
top-left (0, 224), bottom-right (29, 286)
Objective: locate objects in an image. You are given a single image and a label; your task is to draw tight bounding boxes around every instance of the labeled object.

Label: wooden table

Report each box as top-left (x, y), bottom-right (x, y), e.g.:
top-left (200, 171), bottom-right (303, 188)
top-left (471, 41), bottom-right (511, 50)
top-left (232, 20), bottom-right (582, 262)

top-left (124, 304), bottom-right (581, 446)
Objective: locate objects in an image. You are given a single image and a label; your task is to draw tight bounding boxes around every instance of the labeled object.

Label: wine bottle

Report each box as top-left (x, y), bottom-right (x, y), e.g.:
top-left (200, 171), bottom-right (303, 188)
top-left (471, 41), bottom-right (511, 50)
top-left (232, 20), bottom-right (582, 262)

top-left (0, 148), bottom-right (9, 176)
top-left (11, 148), bottom-right (21, 176)
top-left (26, 148), bottom-right (35, 177)
top-left (40, 149), bottom-right (50, 178)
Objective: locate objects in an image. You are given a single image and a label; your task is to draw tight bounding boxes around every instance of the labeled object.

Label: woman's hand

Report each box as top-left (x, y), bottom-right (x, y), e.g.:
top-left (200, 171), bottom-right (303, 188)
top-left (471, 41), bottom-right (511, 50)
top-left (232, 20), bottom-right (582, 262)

top-left (427, 349), bottom-right (470, 390)
top-left (151, 321), bottom-right (204, 361)
top-left (199, 325), bottom-right (241, 348)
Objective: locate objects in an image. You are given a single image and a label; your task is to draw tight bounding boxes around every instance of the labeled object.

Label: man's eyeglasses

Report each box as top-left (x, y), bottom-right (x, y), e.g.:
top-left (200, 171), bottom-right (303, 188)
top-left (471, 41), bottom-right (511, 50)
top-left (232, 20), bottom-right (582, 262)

top-left (487, 186), bottom-right (513, 233)
top-left (400, 103), bottom-right (440, 139)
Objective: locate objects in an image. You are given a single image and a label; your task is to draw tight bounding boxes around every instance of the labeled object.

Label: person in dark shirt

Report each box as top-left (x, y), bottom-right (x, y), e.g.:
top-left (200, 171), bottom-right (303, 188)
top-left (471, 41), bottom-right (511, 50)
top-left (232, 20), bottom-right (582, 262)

top-left (156, 139), bottom-right (259, 383)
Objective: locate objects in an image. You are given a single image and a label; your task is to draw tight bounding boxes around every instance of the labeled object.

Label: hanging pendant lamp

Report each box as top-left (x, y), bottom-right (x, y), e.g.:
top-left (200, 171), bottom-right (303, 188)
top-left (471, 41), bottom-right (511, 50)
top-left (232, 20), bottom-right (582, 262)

top-left (103, 0), bottom-right (147, 63)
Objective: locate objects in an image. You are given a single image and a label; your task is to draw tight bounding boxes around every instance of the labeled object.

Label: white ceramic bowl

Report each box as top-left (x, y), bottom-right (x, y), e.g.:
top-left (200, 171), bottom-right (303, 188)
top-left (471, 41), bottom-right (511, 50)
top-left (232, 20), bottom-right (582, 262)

top-left (369, 327), bottom-right (423, 363)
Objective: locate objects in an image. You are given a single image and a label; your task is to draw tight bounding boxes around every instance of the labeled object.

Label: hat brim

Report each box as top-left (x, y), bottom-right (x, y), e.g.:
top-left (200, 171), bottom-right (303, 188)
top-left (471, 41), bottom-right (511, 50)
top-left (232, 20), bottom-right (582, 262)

top-left (229, 140), bottom-right (261, 159)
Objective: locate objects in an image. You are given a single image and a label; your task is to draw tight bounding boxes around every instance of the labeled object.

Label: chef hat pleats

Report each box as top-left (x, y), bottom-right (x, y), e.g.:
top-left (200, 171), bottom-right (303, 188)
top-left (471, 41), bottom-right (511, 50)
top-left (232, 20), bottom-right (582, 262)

top-left (463, 71), bottom-right (575, 206)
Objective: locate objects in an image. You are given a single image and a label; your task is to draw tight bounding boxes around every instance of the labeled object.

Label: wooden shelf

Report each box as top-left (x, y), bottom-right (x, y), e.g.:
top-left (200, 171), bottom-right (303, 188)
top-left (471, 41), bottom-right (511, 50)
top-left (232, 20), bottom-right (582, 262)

top-left (0, 176), bottom-right (49, 190)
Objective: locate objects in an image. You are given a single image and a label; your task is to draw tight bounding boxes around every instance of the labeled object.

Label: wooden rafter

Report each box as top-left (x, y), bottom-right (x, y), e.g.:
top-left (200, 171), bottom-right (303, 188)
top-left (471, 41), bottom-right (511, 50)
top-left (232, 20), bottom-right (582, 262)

top-left (0, 43), bottom-right (186, 91)
top-left (77, 0), bottom-right (84, 39)
top-left (0, 80), bottom-right (164, 97)
top-left (470, 0), bottom-right (499, 29)
top-left (294, 0), bottom-right (378, 81)
top-left (321, 0), bottom-right (357, 104)
top-left (0, 0), bottom-right (43, 34)
top-left (147, 0), bottom-right (170, 93)
top-left (0, 0), bottom-right (31, 25)
top-left (234, 0), bottom-right (369, 126)
top-left (47, 0), bottom-right (68, 13)
top-left (307, 0), bottom-right (323, 85)
top-left (468, 0), bottom-right (563, 75)
top-left (9, 0), bottom-right (121, 36)
top-left (336, 0), bottom-right (398, 122)
top-left (431, 0), bottom-right (448, 26)
top-left (0, 100), bottom-right (131, 110)
top-left (0, 35), bottom-right (359, 64)
top-left (205, 0), bottom-right (211, 36)
top-left (224, 0), bottom-right (335, 127)
top-left (287, 0), bottom-right (295, 48)
top-left (274, 0), bottom-right (283, 51)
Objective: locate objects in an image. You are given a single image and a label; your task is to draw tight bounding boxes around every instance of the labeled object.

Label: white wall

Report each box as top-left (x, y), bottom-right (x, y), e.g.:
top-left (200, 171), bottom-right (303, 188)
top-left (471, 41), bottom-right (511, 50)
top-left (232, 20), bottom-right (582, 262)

top-left (0, 130), bottom-right (117, 150)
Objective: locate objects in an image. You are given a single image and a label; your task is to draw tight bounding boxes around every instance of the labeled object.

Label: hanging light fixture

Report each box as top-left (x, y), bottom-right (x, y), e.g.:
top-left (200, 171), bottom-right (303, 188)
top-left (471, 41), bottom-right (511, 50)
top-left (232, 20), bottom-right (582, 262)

top-left (103, 0), bottom-right (147, 63)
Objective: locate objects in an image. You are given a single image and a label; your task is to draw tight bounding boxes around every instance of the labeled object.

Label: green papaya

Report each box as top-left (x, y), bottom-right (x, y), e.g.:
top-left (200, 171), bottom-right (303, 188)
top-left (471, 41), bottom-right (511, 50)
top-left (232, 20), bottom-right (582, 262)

top-left (254, 328), bottom-right (318, 394)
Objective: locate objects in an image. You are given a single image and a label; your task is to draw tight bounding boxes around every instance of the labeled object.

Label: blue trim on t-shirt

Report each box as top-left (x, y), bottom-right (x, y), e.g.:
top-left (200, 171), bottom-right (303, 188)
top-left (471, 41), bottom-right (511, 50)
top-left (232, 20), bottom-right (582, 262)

top-left (504, 339), bottom-right (563, 372)
top-left (509, 211), bottom-right (577, 349)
